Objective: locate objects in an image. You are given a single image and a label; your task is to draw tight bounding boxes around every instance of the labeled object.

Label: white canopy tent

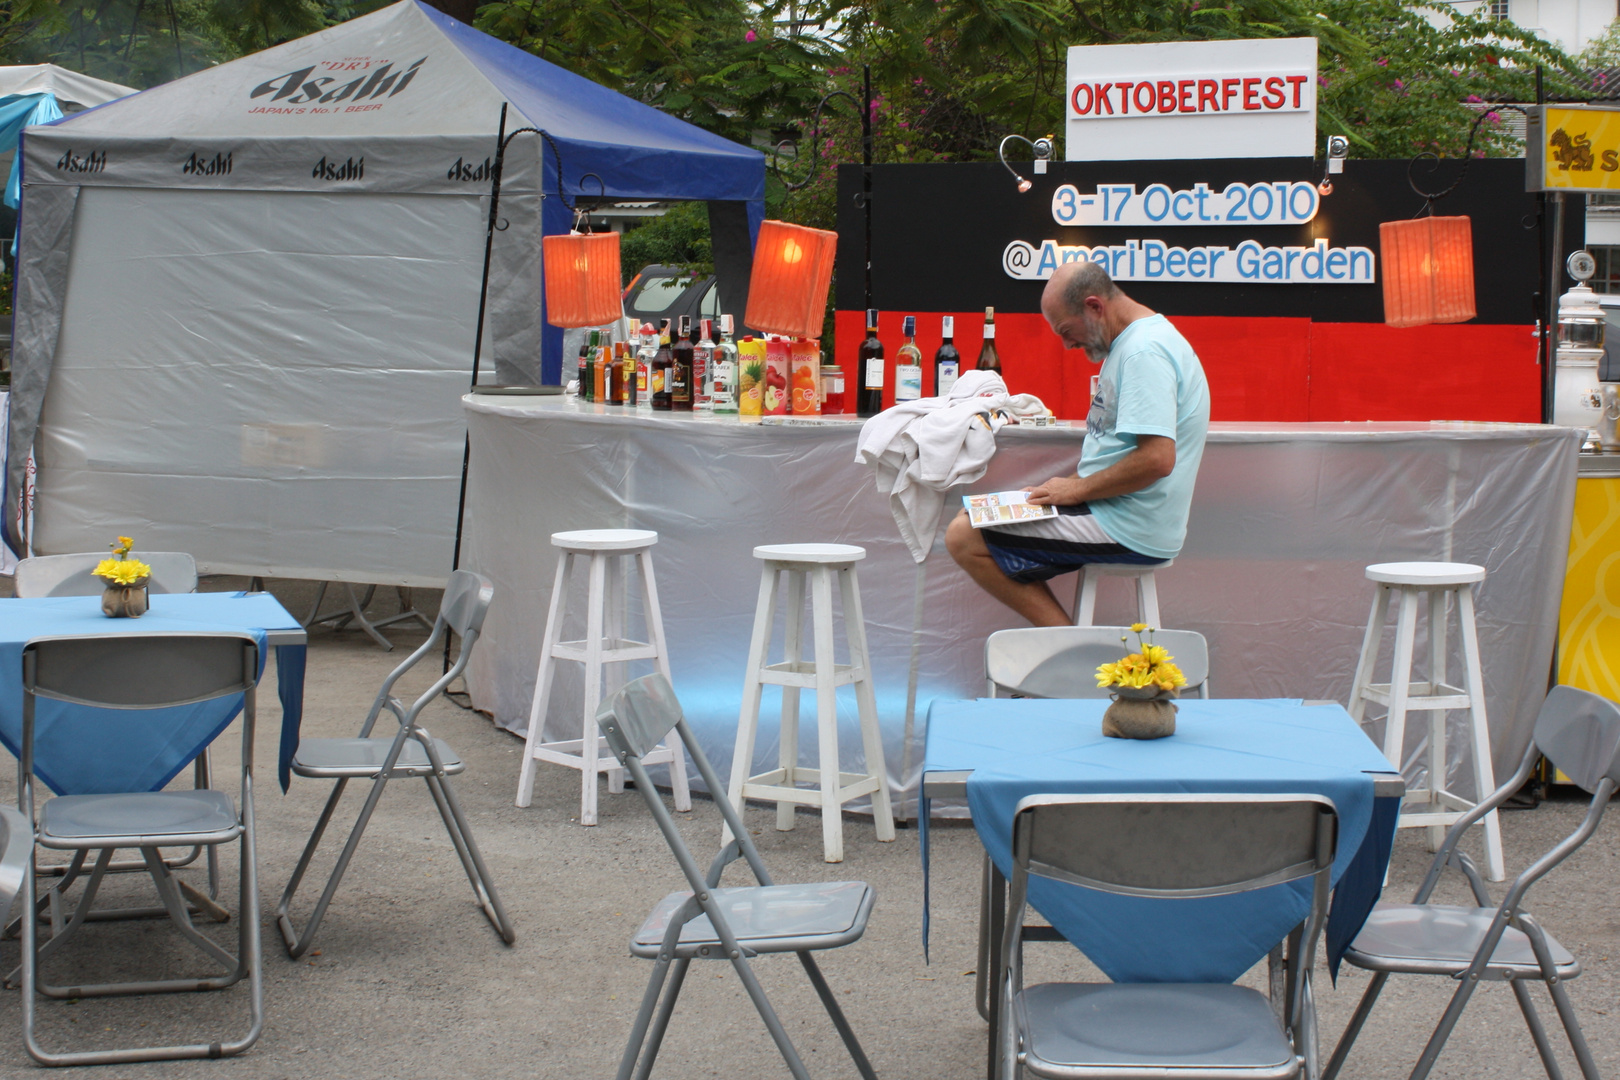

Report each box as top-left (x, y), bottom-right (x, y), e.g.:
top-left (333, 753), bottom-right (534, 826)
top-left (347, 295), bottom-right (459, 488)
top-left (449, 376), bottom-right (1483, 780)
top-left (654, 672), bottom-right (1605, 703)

top-left (5, 2), bottom-right (763, 586)
top-left (0, 65), bottom-right (135, 111)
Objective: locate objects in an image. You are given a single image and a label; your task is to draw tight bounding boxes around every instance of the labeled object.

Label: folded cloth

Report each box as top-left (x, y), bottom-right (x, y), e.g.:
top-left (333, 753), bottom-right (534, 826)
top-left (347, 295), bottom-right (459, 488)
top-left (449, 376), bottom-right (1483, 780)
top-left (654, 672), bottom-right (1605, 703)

top-left (855, 371), bottom-right (1052, 562)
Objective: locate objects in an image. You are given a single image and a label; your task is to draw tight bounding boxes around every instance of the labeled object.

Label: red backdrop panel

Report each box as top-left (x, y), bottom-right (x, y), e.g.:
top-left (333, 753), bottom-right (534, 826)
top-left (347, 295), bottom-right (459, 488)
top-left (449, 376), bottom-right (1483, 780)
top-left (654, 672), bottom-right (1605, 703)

top-left (833, 311), bottom-right (1539, 423)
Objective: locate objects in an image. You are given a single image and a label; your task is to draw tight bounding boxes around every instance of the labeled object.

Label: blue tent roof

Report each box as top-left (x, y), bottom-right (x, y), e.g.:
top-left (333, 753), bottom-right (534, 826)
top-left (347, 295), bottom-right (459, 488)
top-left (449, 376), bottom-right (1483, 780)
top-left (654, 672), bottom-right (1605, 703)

top-left (420, 2), bottom-right (765, 209)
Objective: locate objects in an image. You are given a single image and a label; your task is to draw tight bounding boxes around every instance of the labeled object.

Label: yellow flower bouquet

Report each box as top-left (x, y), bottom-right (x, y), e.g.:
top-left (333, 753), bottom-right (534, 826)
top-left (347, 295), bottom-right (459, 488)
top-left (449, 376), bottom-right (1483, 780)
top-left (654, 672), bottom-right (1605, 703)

top-left (94, 535), bottom-right (153, 617)
top-left (1096, 624), bottom-right (1186, 739)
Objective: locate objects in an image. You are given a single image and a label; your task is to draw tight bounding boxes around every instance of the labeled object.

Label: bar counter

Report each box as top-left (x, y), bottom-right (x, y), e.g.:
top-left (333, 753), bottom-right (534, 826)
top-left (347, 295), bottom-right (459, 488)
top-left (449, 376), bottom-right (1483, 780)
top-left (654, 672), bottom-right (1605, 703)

top-left (461, 394), bottom-right (1581, 811)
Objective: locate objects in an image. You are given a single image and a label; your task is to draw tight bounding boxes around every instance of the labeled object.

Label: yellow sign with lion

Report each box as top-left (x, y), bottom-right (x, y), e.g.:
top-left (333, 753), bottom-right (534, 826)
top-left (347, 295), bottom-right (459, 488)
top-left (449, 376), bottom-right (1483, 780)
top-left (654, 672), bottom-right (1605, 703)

top-left (1528, 104), bottom-right (1620, 192)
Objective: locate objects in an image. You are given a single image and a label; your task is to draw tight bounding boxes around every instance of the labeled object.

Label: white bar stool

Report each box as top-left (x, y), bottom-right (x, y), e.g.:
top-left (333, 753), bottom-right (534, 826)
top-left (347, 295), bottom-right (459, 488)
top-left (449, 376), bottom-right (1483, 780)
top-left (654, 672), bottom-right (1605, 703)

top-left (1072, 560), bottom-right (1171, 626)
top-left (1347, 561), bottom-right (1504, 880)
top-left (516, 529), bottom-right (691, 825)
top-left (726, 543), bottom-right (896, 863)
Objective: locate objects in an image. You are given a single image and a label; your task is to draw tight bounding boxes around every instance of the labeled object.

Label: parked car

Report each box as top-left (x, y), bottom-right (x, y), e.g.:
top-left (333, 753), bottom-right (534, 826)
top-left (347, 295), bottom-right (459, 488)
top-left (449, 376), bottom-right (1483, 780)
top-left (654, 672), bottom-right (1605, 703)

top-left (622, 264), bottom-right (720, 329)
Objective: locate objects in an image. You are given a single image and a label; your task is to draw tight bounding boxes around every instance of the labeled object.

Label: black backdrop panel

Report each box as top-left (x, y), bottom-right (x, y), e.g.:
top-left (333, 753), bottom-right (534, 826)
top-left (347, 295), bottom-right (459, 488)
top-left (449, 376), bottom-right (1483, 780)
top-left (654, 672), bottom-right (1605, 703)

top-left (835, 159), bottom-right (1577, 325)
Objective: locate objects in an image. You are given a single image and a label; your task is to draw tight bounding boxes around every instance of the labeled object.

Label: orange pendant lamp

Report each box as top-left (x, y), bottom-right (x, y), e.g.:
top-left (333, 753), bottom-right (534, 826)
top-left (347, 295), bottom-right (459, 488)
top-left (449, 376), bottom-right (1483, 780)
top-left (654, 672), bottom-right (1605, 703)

top-left (744, 220), bottom-right (839, 338)
top-left (543, 230), bottom-right (622, 328)
top-left (1379, 215), bottom-right (1476, 328)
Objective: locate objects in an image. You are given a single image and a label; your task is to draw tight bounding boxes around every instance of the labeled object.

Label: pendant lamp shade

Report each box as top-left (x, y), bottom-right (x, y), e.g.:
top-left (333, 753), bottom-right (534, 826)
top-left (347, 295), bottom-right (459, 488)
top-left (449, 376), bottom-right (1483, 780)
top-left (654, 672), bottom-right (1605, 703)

top-left (543, 231), bottom-right (622, 328)
top-left (744, 220), bottom-right (839, 338)
top-left (1379, 215), bottom-right (1476, 328)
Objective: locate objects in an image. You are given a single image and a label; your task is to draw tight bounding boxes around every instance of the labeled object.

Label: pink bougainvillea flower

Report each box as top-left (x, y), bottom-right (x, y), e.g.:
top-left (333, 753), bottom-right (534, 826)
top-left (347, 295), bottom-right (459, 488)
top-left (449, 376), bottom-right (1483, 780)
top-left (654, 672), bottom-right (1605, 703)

top-left (745, 29), bottom-right (757, 41)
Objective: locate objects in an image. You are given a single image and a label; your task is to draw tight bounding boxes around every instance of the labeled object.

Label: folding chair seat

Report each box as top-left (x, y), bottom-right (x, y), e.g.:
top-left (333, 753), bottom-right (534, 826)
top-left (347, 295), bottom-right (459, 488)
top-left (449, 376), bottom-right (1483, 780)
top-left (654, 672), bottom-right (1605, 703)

top-left (1324, 684), bottom-right (1620, 1080)
top-left (275, 569), bottom-right (514, 958)
top-left (17, 633), bottom-right (264, 1066)
top-left (1000, 793), bottom-right (1338, 1080)
top-left (985, 626), bottom-right (1210, 699)
top-left (597, 673), bottom-right (878, 1080)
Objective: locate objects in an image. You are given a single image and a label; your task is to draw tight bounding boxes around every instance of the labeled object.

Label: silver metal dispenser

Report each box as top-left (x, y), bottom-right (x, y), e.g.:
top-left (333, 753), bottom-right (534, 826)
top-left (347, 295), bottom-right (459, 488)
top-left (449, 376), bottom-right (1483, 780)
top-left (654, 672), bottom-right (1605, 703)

top-left (1552, 251), bottom-right (1607, 447)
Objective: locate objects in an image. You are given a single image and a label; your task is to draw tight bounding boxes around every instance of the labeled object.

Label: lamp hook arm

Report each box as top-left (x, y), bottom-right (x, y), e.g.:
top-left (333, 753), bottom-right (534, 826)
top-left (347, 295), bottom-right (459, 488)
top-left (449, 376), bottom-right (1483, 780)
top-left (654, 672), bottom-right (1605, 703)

top-left (1407, 104), bottom-right (1528, 217)
top-left (773, 89), bottom-right (863, 193)
top-left (997, 133), bottom-right (1054, 189)
top-left (500, 126), bottom-right (605, 225)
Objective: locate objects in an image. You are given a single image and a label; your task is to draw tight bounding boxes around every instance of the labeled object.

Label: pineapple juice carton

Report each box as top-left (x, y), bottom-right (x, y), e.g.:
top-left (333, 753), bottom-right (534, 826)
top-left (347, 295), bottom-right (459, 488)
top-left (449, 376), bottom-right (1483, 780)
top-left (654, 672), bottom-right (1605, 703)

top-left (790, 337), bottom-right (821, 416)
top-left (737, 336), bottom-right (767, 421)
top-left (763, 335), bottom-right (790, 416)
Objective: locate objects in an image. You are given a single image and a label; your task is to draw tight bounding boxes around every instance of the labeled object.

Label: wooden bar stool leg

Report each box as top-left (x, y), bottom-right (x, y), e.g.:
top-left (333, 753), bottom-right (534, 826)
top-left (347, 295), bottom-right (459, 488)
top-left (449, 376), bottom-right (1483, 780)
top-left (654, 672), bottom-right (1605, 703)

top-left (1347, 585), bottom-right (1389, 726)
top-left (1458, 584), bottom-right (1506, 881)
top-left (777, 569), bottom-right (807, 833)
top-left (1382, 588), bottom-right (1420, 773)
top-left (810, 565), bottom-right (845, 863)
top-left (724, 563), bottom-right (779, 848)
top-left (1426, 588), bottom-right (1449, 852)
top-left (604, 553), bottom-right (628, 797)
top-left (842, 564), bottom-right (896, 843)
top-left (517, 553), bottom-right (571, 808)
top-left (639, 549), bottom-right (690, 812)
top-left (579, 552), bottom-right (608, 826)
top-left (1138, 572), bottom-right (1162, 628)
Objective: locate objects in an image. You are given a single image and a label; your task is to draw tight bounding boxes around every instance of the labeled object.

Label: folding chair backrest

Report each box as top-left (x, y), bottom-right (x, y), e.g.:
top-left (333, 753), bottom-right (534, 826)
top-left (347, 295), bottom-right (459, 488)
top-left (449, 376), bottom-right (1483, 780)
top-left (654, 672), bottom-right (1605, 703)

top-left (440, 569), bottom-right (494, 639)
top-left (24, 634), bottom-right (258, 709)
top-left (1534, 685), bottom-right (1620, 795)
top-left (986, 626), bottom-right (1210, 699)
top-left (15, 552), bottom-right (199, 598)
top-left (597, 672), bottom-right (683, 763)
top-left (1013, 793), bottom-right (1337, 897)
top-left (0, 804), bottom-right (28, 917)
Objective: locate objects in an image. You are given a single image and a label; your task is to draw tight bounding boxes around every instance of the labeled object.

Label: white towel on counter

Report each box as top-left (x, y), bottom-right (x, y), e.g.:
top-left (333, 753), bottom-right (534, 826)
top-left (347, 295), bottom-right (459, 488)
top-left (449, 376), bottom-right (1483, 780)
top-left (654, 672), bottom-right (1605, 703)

top-left (855, 370), bottom-right (1054, 563)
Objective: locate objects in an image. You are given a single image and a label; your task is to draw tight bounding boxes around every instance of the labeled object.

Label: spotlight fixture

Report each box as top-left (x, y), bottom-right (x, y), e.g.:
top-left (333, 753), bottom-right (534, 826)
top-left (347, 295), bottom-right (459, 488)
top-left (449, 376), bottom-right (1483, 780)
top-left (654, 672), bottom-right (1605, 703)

top-left (1319, 135), bottom-right (1349, 195)
top-left (999, 134), bottom-right (1055, 194)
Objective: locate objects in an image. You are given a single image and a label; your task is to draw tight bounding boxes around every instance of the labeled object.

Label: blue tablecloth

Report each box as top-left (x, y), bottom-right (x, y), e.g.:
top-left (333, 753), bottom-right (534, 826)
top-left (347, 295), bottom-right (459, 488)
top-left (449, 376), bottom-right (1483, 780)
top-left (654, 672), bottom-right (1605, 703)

top-left (922, 698), bottom-right (1399, 984)
top-left (0, 593), bottom-right (306, 796)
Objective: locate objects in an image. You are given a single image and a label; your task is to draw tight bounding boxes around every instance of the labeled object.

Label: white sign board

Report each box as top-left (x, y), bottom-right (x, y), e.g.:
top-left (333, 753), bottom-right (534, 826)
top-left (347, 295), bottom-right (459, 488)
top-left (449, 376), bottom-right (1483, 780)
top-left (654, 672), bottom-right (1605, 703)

top-left (1066, 38), bottom-right (1317, 161)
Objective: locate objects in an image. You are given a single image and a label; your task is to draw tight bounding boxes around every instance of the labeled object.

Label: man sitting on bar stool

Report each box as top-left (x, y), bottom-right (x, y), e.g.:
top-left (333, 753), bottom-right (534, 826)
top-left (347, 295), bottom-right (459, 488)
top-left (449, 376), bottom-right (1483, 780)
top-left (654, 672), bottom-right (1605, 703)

top-left (946, 261), bottom-right (1210, 626)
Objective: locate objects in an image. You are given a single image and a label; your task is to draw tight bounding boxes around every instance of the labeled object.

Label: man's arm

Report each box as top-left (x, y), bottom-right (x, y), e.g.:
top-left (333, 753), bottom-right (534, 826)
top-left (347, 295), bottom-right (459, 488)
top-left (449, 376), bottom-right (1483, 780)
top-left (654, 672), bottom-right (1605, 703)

top-left (1025, 434), bottom-right (1175, 506)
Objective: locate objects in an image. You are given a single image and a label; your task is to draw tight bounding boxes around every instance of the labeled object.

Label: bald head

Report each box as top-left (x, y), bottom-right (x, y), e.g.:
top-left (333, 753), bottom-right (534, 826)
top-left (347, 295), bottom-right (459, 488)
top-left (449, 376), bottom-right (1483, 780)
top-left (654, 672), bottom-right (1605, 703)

top-left (1042, 261), bottom-right (1121, 320)
top-left (1041, 261), bottom-right (1150, 361)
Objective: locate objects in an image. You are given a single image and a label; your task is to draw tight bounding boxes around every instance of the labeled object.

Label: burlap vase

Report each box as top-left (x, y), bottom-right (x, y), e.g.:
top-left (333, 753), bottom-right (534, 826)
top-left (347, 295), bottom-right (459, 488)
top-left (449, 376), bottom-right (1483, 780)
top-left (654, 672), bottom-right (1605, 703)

top-left (101, 577), bottom-right (150, 618)
top-left (1101, 685), bottom-right (1178, 739)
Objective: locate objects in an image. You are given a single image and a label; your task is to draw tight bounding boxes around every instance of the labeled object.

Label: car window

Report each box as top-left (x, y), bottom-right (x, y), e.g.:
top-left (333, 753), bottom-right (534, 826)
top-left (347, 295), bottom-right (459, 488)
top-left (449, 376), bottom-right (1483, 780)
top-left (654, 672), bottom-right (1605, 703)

top-left (700, 283), bottom-right (721, 320)
top-left (631, 276), bottom-right (688, 313)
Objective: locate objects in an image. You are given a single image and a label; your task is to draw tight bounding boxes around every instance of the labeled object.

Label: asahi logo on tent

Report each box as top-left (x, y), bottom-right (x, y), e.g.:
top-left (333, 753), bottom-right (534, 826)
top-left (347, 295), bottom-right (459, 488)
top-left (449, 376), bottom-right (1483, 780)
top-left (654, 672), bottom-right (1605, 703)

top-left (182, 152), bottom-right (233, 177)
top-left (249, 56), bottom-right (426, 110)
top-left (447, 157), bottom-right (493, 182)
top-left (313, 156), bottom-right (364, 181)
top-left (55, 148), bottom-right (105, 174)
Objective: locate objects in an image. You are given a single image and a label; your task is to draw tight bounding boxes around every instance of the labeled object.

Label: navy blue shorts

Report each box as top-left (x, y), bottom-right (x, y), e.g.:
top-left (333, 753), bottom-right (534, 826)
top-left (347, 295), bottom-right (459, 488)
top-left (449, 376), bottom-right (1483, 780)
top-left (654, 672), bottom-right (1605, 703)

top-left (981, 503), bottom-right (1164, 584)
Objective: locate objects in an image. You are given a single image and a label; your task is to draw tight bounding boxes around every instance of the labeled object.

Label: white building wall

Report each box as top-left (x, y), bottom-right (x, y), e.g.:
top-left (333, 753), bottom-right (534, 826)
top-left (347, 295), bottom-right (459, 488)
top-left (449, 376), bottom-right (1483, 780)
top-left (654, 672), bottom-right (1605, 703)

top-left (1434, 0), bottom-right (1618, 56)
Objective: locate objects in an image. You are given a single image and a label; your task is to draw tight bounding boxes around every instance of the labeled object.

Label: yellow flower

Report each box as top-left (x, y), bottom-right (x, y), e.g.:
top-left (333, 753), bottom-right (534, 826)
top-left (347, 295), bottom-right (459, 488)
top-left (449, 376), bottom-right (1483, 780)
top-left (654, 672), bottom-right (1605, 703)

top-left (94, 558), bottom-right (150, 586)
top-left (1130, 622), bottom-right (1149, 633)
top-left (111, 535), bottom-right (134, 557)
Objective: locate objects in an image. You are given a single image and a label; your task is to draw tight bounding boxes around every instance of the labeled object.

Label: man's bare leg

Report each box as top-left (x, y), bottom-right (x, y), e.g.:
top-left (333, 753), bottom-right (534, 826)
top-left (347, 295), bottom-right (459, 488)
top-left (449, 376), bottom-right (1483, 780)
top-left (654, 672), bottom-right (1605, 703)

top-left (945, 511), bottom-right (1071, 627)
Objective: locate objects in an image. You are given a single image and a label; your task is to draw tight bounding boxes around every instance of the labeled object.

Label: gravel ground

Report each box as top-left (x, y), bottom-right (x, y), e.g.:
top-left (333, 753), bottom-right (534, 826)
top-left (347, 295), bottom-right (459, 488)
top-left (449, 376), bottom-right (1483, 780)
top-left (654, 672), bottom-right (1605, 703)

top-left (0, 576), bottom-right (1612, 1078)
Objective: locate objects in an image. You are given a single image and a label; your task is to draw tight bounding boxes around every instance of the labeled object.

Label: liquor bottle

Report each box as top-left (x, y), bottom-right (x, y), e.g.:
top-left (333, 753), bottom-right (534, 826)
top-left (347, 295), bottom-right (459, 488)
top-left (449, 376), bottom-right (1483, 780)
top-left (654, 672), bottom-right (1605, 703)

top-left (671, 315), bottom-right (694, 411)
top-left (593, 331), bottom-right (609, 402)
top-left (895, 316), bottom-right (923, 404)
top-left (711, 314), bottom-right (738, 415)
top-left (618, 340), bottom-right (638, 408)
top-left (976, 306), bottom-right (1001, 373)
top-left (856, 308), bottom-right (885, 418)
top-left (576, 333), bottom-right (592, 400)
top-left (935, 315), bottom-right (960, 396)
top-left (636, 323), bottom-right (655, 412)
top-left (651, 319), bottom-right (673, 410)
top-left (608, 340), bottom-right (625, 405)
top-left (694, 318), bottom-right (715, 412)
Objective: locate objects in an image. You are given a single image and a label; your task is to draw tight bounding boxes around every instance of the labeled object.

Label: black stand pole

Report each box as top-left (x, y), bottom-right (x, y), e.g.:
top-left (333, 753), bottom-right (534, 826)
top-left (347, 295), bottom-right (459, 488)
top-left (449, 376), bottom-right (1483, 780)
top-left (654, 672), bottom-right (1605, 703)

top-left (861, 63), bottom-right (873, 315)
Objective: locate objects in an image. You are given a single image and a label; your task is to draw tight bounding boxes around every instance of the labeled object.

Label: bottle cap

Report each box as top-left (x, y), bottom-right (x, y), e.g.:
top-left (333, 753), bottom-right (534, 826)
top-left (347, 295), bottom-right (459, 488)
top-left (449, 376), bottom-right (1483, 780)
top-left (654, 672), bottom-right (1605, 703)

top-left (942, 315), bottom-right (954, 336)
top-left (678, 315), bottom-right (691, 334)
top-left (903, 315), bottom-right (916, 337)
top-left (866, 308), bottom-right (879, 327)
top-left (721, 313), bottom-right (734, 333)
top-left (984, 306), bottom-right (995, 320)
top-left (701, 318), bottom-right (714, 339)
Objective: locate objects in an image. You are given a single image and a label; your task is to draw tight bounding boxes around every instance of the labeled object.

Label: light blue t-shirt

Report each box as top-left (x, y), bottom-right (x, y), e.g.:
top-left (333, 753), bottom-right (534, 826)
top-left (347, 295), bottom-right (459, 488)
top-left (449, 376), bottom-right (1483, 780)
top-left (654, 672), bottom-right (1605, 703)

top-left (1082, 314), bottom-right (1210, 560)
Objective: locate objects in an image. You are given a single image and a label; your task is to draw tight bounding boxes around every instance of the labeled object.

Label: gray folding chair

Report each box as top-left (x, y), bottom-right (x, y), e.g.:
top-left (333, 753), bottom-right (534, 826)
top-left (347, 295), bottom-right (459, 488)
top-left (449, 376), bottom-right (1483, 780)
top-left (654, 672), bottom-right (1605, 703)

top-left (15, 551), bottom-right (199, 598)
top-left (596, 673), bottom-right (878, 1080)
top-left (1000, 793), bottom-right (1338, 1080)
top-left (18, 633), bottom-right (263, 1066)
top-left (276, 569), bottom-right (513, 957)
top-left (1324, 684), bottom-right (1620, 1080)
top-left (985, 626), bottom-right (1211, 699)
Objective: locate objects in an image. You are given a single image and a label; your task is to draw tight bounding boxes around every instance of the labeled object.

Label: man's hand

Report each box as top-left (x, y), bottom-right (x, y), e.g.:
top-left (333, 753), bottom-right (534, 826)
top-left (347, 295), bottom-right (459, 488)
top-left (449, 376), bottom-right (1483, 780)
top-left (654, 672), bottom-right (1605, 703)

top-left (1026, 476), bottom-right (1089, 506)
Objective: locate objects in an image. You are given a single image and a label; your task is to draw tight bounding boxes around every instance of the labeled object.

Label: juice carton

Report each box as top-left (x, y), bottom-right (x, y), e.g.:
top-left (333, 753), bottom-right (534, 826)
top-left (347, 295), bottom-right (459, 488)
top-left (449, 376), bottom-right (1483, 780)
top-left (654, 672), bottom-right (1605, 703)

top-left (790, 338), bottom-right (821, 416)
top-left (737, 336), bottom-right (767, 420)
top-left (763, 335), bottom-right (790, 416)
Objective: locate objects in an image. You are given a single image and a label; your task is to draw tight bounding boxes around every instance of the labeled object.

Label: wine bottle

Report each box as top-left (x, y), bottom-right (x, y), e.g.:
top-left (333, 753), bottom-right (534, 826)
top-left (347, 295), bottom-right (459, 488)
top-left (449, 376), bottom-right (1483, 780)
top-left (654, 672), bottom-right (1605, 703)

top-left (976, 306), bottom-right (1001, 373)
top-left (856, 308), bottom-right (885, 418)
top-left (576, 332), bottom-right (592, 400)
top-left (651, 319), bottom-right (673, 410)
top-left (672, 315), bottom-right (694, 410)
top-left (895, 316), bottom-right (923, 403)
top-left (608, 341), bottom-right (625, 405)
top-left (935, 315), bottom-right (960, 396)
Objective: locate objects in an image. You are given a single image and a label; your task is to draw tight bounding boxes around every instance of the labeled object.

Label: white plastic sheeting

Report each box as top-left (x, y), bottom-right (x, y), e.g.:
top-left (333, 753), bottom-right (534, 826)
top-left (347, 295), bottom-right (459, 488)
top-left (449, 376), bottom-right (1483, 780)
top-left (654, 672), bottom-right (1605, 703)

top-left (33, 187), bottom-right (482, 583)
top-left (461, 397), bottom-right (1580, 814)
